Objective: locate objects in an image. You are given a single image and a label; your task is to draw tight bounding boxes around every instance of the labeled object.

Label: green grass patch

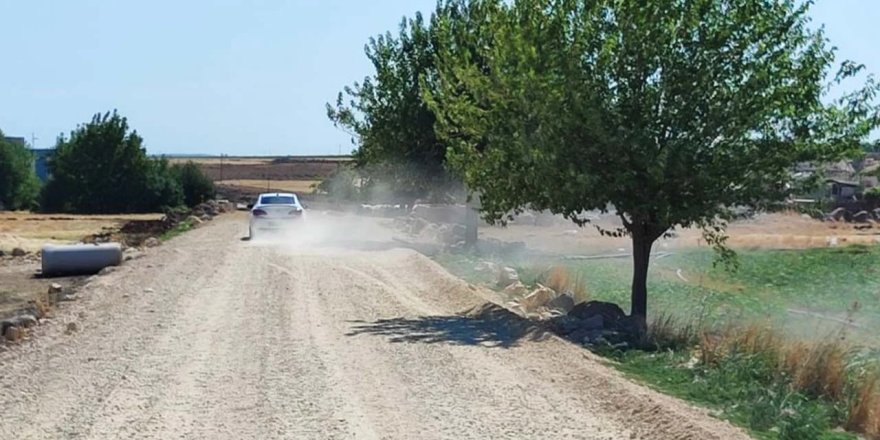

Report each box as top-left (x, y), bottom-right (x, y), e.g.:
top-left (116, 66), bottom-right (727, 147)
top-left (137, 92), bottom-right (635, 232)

top-left (160, 219), bottom-right (196, 241)
top-left (603, 348), bottom-right (858, 440)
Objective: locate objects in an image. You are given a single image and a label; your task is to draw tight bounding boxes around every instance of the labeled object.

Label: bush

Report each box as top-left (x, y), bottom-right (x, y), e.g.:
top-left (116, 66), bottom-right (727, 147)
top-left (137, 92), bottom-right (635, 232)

top-left (170, 161), bottom-right (214, 207)
top-left (41, 111), bottom-right (183, 213)
top-left (0, 130), bottom-right (40, 210)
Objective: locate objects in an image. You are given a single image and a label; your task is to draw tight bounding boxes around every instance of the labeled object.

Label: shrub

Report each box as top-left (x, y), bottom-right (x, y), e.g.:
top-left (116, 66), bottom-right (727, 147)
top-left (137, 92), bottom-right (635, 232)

top-left (0, 130), bottom-right (40, 210)
top-left (170, 161), bottom-right (214, 207)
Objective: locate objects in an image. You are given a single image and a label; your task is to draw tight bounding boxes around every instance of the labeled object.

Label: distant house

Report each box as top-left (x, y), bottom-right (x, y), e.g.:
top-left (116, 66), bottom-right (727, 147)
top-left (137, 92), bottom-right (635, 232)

top-left (826, 178), bottom-right (860, 202)
top-left (3, 136), bottom-right (26, 147)
top-left (31, 149), bottom-right (54, 182)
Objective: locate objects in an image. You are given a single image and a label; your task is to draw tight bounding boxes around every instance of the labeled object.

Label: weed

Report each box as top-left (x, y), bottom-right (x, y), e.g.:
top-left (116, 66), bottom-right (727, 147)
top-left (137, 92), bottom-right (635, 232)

top-left (540, 266), bottom-right (589, 304)
top-left (160, 219), bottom-right (195, 241)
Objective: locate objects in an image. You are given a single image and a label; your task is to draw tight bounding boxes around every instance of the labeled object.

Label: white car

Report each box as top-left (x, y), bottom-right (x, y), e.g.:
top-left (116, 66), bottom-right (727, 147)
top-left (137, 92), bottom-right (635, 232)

top-left (248, 192), bottom-right (305, 238)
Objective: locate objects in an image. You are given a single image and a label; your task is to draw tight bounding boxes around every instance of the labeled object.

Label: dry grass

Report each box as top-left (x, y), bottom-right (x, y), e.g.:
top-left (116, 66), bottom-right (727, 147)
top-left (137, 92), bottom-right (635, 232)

top-left (0, 212), bottom-right (163, 252)
top-left (680, 321), bottom-right (880, 438)
top-left (216, 179), bottom-right (321, 194)
top-left (541, 266), bottom-right (589, 304)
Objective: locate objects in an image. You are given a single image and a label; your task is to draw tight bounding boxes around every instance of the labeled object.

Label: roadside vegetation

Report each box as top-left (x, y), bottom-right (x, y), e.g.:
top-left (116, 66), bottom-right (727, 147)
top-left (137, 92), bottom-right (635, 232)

top-left (41, 111), bottom-right (214, 214)
top-left (438, 248), bottom-right (880, 439)
top-left (0, 130), bottom-right (40, 211)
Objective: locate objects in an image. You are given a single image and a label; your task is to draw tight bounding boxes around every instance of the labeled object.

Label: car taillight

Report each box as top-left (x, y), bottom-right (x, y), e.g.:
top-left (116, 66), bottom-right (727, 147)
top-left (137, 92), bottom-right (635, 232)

top-left (253, 209), bottom-right (268, 217)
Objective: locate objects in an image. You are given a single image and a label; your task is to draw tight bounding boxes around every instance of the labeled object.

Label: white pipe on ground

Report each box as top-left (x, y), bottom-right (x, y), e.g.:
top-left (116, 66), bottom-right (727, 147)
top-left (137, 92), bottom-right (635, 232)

top-left (41, 243), bottom-right (123, 276)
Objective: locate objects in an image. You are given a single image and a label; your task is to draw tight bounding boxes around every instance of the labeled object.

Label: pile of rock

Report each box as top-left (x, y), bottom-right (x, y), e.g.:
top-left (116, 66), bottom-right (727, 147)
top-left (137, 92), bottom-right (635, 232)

top-left (493, 266), bottom-right (577, 320)
top-left (191, 199), bottom-right (234, 222)
top-left (394, 216), bottom-right (469, 250)
top-left (489, 262), bottom-right (643, 346)
top-left (825, 207), bottom-right (880, 224)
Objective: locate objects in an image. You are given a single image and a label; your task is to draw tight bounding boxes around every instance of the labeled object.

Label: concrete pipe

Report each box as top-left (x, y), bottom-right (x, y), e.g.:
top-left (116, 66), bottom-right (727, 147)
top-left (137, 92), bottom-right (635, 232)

top-left (41, 243), bottom-right (123, 276)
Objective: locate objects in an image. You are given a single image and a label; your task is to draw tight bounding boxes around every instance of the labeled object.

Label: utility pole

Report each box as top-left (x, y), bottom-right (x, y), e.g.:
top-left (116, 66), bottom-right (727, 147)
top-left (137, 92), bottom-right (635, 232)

top-left (30, 133), bottom-right (38, 149)
top-left (219, 154), bottom-right (224, 182)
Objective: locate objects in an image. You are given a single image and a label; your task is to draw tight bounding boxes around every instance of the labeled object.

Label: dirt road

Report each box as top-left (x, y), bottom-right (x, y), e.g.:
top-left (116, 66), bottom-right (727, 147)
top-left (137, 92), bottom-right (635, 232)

top-left (0, 215), bottom-right (749, 440)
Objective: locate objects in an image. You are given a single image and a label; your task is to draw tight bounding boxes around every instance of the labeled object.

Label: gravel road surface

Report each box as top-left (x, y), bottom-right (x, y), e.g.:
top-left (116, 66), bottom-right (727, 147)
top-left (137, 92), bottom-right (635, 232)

top-left (0, 215), bottom-right (749, 440)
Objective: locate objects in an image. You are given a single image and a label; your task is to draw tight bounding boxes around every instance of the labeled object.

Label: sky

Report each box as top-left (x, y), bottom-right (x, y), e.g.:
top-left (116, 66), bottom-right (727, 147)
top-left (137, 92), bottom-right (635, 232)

top-left (0, 0), bottom-right (877, 156)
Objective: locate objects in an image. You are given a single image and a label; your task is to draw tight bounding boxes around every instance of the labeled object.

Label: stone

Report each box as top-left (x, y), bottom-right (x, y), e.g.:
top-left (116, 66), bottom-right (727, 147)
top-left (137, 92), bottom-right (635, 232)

top-left (497, 267), bottom-right (519, 288)
top-left (873, 208), bottom-right (880, 221)
top-left (187, 215), bottom-right (204, 225)
top-left (547, 293), bottom-right (576, 314)
top-left (853, 210), bottom-right (871, 223)
top-left (66, 322), bottom-right (79, 334)
top-left (829, 207), bottom-right (849, 222)
top-left (14, 314), bottom-right (37, 328)
top-left (200, 214), bottom-right (212, 222)
top-left (144, 237), bottom-right (160, 248)
top-left (48, 283), bottom-right (63, 295)
top-left (519, 285), bottom-right (558, 313)
top-left (11, 247), bottom-right (26, 257)
top-left (569, 301), bottom-right (626, 324)
top-left (4, 325), bottom-right (21, 342)
top-left (503, 281), bottom-right (530, 297)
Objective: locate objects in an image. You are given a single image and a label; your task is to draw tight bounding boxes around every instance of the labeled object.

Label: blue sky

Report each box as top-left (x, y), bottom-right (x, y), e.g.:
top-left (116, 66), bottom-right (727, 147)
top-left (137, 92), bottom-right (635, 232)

top-left (0, 0), bottom-right (877, 155)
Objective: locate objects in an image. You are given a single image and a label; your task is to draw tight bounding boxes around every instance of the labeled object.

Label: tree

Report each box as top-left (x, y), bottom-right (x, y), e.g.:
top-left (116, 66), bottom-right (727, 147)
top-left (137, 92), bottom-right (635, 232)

top-left (427, 0), bottom-right (880, 320)
top-left (0, 130), bottom-right (40, 210)
top-left (42, 111), bottom-right (183, 213)
top-left (327, 3), bottom-right (470, 204)
top-left (171, 161), bottom-right (215, 207)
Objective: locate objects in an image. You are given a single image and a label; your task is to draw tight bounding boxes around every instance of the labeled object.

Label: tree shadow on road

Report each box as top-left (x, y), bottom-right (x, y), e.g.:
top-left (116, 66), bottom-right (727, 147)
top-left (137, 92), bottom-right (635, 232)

top-left (346, 303), bottom-right (549, 348)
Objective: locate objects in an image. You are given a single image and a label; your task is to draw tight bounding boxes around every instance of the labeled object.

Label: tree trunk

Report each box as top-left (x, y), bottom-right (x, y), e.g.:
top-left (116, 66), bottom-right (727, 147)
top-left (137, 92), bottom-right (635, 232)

top-left (630, 230), bottom-right (657, 319)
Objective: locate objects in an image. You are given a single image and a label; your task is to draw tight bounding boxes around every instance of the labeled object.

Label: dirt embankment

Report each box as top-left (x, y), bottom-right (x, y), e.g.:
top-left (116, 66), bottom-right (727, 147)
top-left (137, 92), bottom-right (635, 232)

top-left (0, 215), bottom-right (749, 439)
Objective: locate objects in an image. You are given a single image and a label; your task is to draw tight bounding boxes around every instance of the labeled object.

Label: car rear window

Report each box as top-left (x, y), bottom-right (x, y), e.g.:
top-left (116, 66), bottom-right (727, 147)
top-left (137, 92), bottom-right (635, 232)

top-left (260, 196), bottom-right (297, 205)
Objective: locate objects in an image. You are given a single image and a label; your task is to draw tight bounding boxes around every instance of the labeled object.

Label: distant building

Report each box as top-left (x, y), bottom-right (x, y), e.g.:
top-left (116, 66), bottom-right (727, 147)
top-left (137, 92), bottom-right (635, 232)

top-left (31, 149), bottom-right (54, 182)
top-left (3, 136), bottom-right (26, 148)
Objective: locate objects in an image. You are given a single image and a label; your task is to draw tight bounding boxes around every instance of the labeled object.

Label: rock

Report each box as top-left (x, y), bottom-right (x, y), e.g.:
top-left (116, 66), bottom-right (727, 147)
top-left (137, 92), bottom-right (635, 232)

top-left (616, 315), bottom-right (647, 338)
top-left (873, 208), bottom-right (880, 221)
top-left (503, 281), bottom-right (530, 297)
top-left (829, 207), bottom-right (849, 222)
top-left (14, 314), bottom-right (37, 328)
top-left (48, 283), bottom-right (63, 295)
top-left (144, 237), bottom-right (160, 248)
top-left (853, 210), bottom-right (871, 223)
top-left (827, 236), bottom-right (839, 247)
top-left (199, 213), bottom-right (212, 222)
top-left (143, 288), bottom-right (155, 293)
top-left (59, 293), bottom-right (78, 302)
top-left (187, 215), bottom-right (204, 225)
top-left (569, 301), bottom-right (626, 324)
top-left (497, 267), bottom-right (519, 288)
top-left (4, 325), bottom-right (22, 342)
top-left (519, 285), bottom-right (558, 313)
top-left (0, 249), bottom-right (5, 257)
top-left (11, 247), bottom-right (26, 257)
top-left (66, 322), bottom-right (79, 334)
top-left (547, 293), bottom-right (576, 314)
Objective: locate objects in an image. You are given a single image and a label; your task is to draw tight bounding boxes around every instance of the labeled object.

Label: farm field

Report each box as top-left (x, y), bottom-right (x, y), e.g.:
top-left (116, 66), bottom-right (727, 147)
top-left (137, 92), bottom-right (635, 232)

top-left (440, 213), bottom-right (880, 346)
top-left (215, 179), bottom-right (320, 194)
